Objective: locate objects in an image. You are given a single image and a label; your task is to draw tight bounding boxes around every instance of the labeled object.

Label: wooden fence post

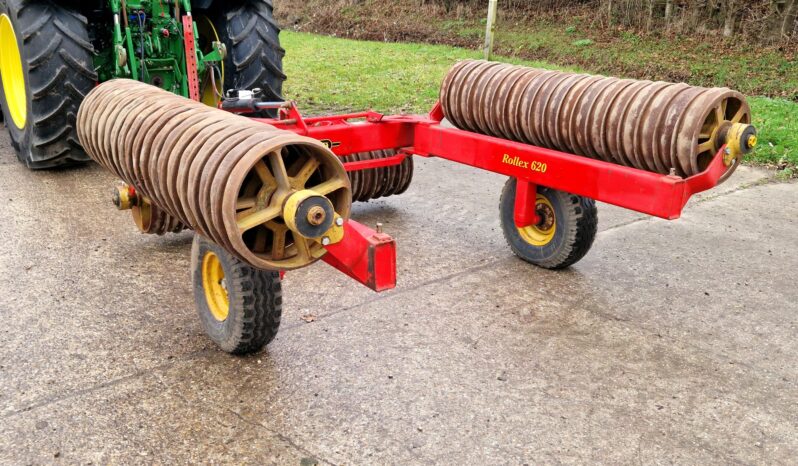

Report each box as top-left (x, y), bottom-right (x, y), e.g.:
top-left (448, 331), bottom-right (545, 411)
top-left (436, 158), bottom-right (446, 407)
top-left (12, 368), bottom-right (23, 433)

top-left (484, 0), bottom-right (498, 60)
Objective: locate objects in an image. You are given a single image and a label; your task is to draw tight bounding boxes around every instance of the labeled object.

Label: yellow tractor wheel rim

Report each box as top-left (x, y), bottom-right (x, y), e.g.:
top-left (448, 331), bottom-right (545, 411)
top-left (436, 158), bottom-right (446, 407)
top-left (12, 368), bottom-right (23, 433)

top-left (202, 252), bottom-right (230, 322)
top-left (517, 194), bottom-right (557, 247)
top-left (0, 14), bottom-right (27, 129)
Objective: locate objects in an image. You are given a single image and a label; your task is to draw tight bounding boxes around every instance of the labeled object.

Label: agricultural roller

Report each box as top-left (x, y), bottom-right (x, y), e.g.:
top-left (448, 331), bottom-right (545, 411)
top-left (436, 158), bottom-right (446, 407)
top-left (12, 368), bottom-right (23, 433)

top-left (440, 60), bottom-right (756, 181)
top-left (76, 57), bottom-right (757, 354)
top-left (0, 0), bottom-right (415, 354)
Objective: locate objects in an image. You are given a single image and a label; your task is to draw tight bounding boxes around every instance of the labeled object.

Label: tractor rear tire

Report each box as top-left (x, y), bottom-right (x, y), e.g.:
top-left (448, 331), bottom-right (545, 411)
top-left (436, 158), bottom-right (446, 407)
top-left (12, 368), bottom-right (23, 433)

top-left (0, 0), bottom-right (96, 169)
top-left (208, 0), bottom-right (285, 117)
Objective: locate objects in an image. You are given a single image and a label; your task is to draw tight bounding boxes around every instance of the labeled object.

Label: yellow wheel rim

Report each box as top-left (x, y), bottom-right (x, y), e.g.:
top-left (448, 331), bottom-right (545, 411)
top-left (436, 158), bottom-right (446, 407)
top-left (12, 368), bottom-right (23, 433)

top-left (0, 14), bottom-right (26, 129)
top-left (197, 15), bottom-right (224, 108)
top-left (202, 251), bottom-right (229, 322)
top-left (517, 194), bottom-right (557, 246)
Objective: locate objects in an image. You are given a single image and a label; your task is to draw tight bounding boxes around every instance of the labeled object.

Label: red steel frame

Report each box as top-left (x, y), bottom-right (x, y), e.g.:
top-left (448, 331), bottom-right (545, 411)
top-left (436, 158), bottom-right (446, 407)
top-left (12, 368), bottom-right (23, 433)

top-left (257, 102), bottom-right (733, 292)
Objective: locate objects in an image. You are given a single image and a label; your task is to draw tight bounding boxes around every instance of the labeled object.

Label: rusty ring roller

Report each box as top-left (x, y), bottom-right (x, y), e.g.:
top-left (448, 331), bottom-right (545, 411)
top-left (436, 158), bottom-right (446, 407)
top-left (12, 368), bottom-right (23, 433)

top-left (133, 203), bottom-right (186, 236)
top-left (440, 60), bottom-right (752, 180)
top-left (77, 79), bottom-right (352, 271)
top-left (344, 150), bottom-right (414, 203)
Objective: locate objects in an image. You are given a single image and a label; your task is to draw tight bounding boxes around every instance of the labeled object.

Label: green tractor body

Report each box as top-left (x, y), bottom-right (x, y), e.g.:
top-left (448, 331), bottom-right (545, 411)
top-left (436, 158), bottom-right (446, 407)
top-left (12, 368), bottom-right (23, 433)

top-left (92, 0), bottom-right (225, 100)
top-left (0, 0), bottom-right (284, 168)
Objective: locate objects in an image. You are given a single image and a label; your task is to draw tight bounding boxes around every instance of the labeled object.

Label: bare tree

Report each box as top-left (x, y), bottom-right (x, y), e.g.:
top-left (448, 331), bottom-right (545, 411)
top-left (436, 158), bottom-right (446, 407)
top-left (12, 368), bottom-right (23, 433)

top-left (724, 0), bottom-right (737, 37)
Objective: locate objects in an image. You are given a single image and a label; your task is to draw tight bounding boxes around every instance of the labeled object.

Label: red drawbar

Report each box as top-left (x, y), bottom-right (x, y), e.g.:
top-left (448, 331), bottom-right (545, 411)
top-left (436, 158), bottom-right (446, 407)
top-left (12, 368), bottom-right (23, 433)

top-left (322, 221), bottom-right (397, 292)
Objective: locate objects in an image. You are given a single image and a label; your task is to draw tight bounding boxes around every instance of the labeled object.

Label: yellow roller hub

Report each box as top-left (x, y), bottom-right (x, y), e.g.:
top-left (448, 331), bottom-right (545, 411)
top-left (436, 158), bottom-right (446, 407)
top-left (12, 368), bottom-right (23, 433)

top-left (0, 14), bottom-right (26, 129)
top-left (202, 251), bottom-right (229, 322)
top-left (517, 194), bottom-right (556, 247)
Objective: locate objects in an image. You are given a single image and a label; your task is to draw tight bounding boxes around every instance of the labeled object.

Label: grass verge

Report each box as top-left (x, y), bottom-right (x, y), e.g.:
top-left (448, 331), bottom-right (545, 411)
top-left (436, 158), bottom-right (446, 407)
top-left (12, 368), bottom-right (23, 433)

top-left (282, 31), bottom-right (796, 170)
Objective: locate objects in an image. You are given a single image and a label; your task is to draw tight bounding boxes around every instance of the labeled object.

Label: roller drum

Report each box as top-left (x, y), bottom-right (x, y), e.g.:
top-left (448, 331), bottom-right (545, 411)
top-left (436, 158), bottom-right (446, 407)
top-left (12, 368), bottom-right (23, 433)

top-left (344, 150), bottom-right (414, 203)
top-left (133, 203), bottom-right (186, 235)
top-left (78, 80), bottom-right (352, 271)
top-left (441, 60), bottom-right (752, 179)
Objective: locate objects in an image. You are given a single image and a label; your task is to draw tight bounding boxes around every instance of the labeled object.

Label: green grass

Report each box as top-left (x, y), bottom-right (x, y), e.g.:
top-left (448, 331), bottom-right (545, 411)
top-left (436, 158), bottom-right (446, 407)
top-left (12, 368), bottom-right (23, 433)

top-left (749, 98), bottom-right (798, 167)
top-left (281, 32), bottom-right (570, 115)
top-left (282, 31), bottom-right (796, 169)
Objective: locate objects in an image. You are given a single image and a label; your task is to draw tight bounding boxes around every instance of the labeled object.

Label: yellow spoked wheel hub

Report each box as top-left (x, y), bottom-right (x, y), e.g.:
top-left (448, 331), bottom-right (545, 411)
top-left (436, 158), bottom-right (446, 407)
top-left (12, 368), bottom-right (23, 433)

top-left (517, 194), bottom-right (556, 246)
top-left (202, 252), bottom-right (229, 322)
top-left (0, 14), bottom-right (26, 129)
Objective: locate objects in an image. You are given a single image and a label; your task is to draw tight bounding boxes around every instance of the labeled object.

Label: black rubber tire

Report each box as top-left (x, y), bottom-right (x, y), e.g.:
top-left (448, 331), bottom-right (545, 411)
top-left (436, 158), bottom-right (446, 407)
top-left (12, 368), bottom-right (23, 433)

top-left (204, 0), bottom-right (285, 117)
top-left (191, 234), bottom-right (282, 354)
top-left (500, 179), bottom-right (598, 269)
top-left (0, 0), bottom-right (96, 169)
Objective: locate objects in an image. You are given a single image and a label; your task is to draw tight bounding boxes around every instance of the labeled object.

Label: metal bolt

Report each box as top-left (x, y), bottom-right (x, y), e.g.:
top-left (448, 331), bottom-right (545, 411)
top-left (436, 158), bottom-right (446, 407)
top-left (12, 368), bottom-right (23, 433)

top-left (306, 205), bottom-right (326, 226)
top-left (321, 237), bottom-right (331, 246)
top-left (376, 222), bottom-right (383, 234)
top-left (336, 217), bottom-right (344, 227)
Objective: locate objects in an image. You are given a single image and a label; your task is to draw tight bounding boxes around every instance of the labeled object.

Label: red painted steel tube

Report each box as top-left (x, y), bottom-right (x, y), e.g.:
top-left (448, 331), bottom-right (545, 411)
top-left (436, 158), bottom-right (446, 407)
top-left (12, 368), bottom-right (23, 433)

top-left (343, 153), bottom-right (406, 171)
top-left (258, 108), bottom-right (416, 203)
top-left (412, 123), bottom-right (725, 220)
top-left (513, 180), bottom-right (540, 228)
top-left (261, 117), bottom-right (415, 158)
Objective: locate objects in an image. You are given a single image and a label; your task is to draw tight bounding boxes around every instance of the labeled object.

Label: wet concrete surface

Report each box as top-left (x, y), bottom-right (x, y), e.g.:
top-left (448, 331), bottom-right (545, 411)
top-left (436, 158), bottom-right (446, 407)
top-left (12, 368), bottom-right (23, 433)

top-left (0, 128), bottom-right (796, 464)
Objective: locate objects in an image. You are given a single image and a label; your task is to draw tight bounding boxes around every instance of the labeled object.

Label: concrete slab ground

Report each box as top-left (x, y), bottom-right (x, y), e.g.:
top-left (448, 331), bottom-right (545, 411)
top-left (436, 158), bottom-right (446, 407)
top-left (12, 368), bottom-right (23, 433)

top-left (0, 129), bottom-right (796, 464)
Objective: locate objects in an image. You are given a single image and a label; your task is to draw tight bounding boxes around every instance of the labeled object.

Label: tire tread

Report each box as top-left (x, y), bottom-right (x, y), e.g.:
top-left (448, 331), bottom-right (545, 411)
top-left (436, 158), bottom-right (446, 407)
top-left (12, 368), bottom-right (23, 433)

top-left (214, 0), bottom-right (285, 116)
top-left (500, 179), bottom-right (598, 270)
top-left (192, 235), bottom-right (282, 355)
top-left (2, 0), bottom-right (96, 169)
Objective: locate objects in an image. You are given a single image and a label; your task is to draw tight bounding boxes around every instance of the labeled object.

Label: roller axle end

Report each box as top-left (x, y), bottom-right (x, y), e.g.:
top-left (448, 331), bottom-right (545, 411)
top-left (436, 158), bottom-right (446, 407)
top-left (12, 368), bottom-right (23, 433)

top-left (720, 122), bottom-right (757, 169)
top-left (112, 185), bottom-right (137, 211)
top-left (283, 189), bottom-right (337, 240)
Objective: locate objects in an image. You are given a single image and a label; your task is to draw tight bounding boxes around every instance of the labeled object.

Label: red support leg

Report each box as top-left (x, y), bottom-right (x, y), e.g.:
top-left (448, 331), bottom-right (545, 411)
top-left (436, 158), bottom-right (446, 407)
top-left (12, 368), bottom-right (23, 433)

top-left (514, 179), bottom-right (540, 228)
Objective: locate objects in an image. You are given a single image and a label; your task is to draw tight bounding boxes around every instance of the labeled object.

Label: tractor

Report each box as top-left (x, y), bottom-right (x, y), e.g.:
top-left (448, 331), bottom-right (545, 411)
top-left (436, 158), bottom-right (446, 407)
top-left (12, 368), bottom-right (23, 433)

top-left (0, 0), bottom-right (283, 168)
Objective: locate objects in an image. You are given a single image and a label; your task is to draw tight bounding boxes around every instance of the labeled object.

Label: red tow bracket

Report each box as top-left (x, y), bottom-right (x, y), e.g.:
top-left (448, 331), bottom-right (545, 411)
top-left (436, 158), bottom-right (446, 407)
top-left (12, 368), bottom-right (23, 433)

top-left (322, 220), bottom-right (397, 292)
